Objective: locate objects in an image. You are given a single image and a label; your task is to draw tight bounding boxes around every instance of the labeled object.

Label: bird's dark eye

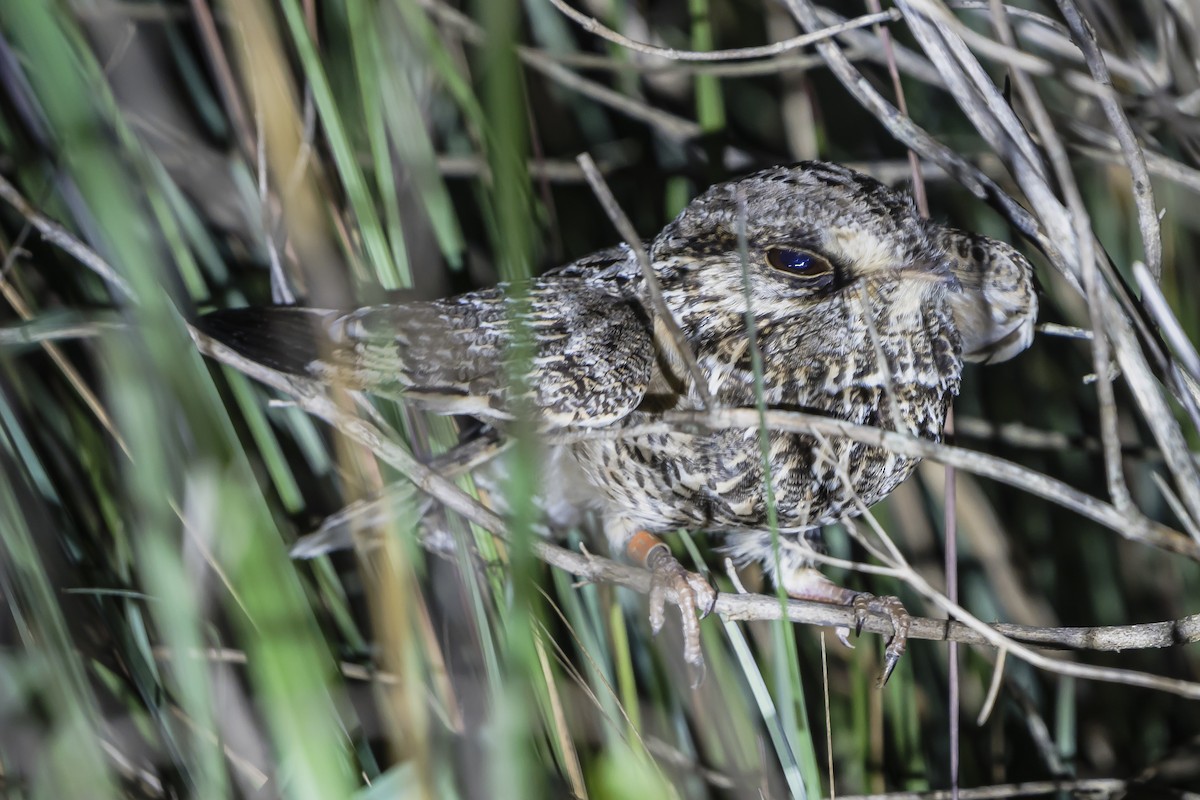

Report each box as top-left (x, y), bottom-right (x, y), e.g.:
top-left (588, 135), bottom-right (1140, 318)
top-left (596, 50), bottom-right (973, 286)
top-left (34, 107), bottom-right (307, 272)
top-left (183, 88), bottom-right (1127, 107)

top-left (766, 247), bottom-right (834, 279)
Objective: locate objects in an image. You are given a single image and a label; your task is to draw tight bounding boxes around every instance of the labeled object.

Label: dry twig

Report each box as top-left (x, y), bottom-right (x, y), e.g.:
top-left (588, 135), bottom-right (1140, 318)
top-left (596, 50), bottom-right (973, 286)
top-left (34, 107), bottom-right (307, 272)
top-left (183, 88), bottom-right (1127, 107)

top-left (193, 331), bottom-right (1200, 699)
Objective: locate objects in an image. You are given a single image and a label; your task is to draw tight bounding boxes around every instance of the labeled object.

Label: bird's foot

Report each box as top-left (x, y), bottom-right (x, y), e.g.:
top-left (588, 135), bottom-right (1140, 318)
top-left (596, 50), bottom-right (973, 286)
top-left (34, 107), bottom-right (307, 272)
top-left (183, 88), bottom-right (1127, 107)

top-left (850, 593), bottom-right (909, 687)
top-left (782, 568), bottom-right (909, 687)
top-left (627, 531), bottom-right (717, 672)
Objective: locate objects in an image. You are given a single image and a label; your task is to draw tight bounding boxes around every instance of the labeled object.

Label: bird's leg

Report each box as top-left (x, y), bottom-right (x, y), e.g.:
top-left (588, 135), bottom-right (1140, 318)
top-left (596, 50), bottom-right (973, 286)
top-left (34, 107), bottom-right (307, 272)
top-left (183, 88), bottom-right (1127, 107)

top-left (781, 567), bottom-right (909, 687)
top-left (626, 531), bottom-right (717, 668)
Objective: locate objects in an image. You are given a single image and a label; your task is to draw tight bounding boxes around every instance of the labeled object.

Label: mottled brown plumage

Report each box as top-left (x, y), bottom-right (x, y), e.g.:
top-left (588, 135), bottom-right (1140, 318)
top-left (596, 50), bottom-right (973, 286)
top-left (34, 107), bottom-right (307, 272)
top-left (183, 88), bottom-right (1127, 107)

top-left (200, 161), bottom-right (1037, 680)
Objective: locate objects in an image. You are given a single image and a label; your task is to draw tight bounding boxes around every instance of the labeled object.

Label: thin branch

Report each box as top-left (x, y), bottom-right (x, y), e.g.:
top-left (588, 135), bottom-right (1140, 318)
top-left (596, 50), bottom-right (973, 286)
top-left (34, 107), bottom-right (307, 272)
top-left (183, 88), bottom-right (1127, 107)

top-left (952, 1), bottom-right (1161, 92)
top-left (1054, 0), bottom-right (1162, 281)
top-left (0, 172), bottom-right (134, 300)
top-left (976, 0), bottom-right (1132, 516)
top-left (1070, 133), bottom-right (1200, 196)
top-left (1151, 471), bottom-right (1200, 547)
top-left (435, 153), bottom-right (634, 183)
top-left (546, 1), bottom-right (899, 63)
top-left (562, 408), bottom-right (1198, 560)
top-left (867, 0), bottom-right (929, 214)
top-left (786, 0), bottom-right (1200, 550)
top-left (576, 153), bottom-right (713, 409)
top-left (813, 6), bottom-right (953, 89)
top-left (952, 415), bottom-right (1159, 457)
top-left (809, 434), bottom-right (1200, 703)
top-left (488, 44), bottom-right (835, 77)
top-left (912, 0), bottom-right (1060, 78)
top-left (976, 0), bottom-right (1200, 529)
top-left (783, 0), bottom-right (1053, 260)
top-left (194, 333), bottom-right (1200, 699)
top-left (1135, 261), bottom-right (1200, 387)
top-left (420, 0), bottom-right (702, 141)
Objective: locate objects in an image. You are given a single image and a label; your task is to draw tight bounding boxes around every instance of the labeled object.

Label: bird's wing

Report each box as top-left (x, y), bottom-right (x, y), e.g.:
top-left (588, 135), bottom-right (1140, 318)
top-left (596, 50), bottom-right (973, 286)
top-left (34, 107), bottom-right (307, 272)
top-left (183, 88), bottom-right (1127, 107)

top-left (196, 278), bottom-right (655, 428)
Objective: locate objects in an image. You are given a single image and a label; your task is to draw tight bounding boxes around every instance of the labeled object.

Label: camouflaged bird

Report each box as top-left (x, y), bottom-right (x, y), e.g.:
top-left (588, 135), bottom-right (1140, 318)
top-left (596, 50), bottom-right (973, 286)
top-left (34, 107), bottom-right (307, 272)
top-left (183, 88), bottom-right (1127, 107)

top-left (199, 161), bottom-right (1037, 682)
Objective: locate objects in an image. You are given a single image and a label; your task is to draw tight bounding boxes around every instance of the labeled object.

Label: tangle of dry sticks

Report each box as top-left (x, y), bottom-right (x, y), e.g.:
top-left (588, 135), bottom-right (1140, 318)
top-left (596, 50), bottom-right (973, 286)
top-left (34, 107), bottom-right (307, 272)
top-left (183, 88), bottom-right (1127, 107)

top-left (1, 155), bottom-right (1197, 699)
top-left (191, 331), bottom-right (1200, 700)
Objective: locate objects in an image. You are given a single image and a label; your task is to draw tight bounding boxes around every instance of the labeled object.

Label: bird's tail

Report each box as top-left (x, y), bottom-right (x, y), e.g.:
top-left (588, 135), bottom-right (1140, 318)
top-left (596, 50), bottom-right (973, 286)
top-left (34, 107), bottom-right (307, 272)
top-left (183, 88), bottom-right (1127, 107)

top-left (194, 306), bottom-right (339, 378)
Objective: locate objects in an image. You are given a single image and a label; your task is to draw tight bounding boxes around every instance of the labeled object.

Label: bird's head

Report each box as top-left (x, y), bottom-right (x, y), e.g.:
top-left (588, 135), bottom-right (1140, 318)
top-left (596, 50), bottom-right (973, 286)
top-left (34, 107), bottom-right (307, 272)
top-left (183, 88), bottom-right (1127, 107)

top-left (647, 162), bottom-right (1036, 365)
top-left (932, 230), bottom-right (1038, 363)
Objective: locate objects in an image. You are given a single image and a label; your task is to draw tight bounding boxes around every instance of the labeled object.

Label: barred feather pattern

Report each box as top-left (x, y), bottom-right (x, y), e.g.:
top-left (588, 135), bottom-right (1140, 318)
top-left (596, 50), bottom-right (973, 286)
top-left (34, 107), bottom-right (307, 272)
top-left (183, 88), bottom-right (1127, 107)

top-left (201, 161), bottom-right (1036, 574)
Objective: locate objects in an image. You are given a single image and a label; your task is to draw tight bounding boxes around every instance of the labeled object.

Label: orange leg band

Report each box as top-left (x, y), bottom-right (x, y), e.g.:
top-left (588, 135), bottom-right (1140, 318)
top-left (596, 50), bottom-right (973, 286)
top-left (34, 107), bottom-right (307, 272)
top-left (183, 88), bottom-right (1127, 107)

top-left (626, 530), bottom-right (669, 566)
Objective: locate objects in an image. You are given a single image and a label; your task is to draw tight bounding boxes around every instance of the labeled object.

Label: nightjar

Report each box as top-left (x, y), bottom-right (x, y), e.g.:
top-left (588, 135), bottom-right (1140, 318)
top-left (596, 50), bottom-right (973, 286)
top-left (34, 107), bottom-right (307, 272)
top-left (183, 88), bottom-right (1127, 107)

top-left (199, 161), bottom-right (1037, 682)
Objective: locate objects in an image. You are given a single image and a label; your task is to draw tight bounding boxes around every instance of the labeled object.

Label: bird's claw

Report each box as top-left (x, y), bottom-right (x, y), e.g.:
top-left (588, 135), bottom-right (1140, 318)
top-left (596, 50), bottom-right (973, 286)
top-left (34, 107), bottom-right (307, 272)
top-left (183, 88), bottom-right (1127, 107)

top-left (644, 544), bottom-right (718, 671)
top-left (835, 625), bottom-right (855, 649)
top-left (851, 593), bottom-right (910, 687)
top-left (780, 568), bottom-right (910, 687)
